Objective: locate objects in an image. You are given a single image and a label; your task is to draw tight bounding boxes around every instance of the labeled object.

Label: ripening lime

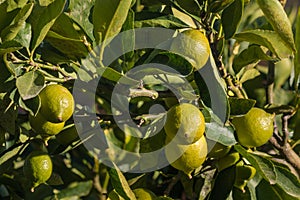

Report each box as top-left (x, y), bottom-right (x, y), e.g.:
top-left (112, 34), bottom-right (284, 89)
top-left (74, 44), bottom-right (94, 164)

top-left (164, 103), bottom-right (205, 144)
top-left (234, 163), bottom-right (256, 192)
top-left (133, 188), bottom-right (157, 200)
top-left (232, 108), bottom-right (274, 148)
top-left (39, 84), bottom-right (74, 123)
top-left (171, 29), bottom-right (210, 70)
top-left (23, 151), bottom-right (53, 192)
top-left (165, 135), bottom-right (207, 176)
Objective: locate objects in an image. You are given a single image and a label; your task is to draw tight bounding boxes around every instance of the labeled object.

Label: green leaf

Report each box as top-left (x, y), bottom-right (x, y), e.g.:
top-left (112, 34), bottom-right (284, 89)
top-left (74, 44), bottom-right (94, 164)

top-left (205, 122), bottom-right (237, 146)
top-left (294, 7), bottom-right (300, 89)
top-left (208, 166), bottom-right (236, 200)
top-left (232, 45), bottom-right (272, 73)
top-left (16, 70), bottom-right (45, 100)
top-left (67, 0), bottom-right (95, 42)
top-left (232, 186), bottom-right (252, 200)
top-left (229, 97), bottom-right (256, 116)
top-left (46, 180), bottom-right (93, 199)
top-left (256, 179), bottom-right (299, 200)
top-left (109, 163), bottom-right (137, 200)
top-left (0, 2), bottom-right (19, 32)
top-left (0, 40), bottom-right (23, 55)
top-left (234, 29), bottom-right (293, 59)
top-left (274, 166), bottom-right (300, 198)
top-left (1, 3), bottom-right (33, 42)
top-left (29, 0), bottom-right (66, 51)
top-left (221, 0), bottom-right (244, 39)
top-left (13, 22), bottom-right (32, 49)
top-left (0, 94), bottom-right (17, 135)
top-left (19, 95), bottom-right (40, 116)
top-left (208, 0), bottom-right (235, 13)
top-left (234, 145), bottom-right (277, 184)
top-left (45, 13), bottom-right (88, 59)
top-left (257, 0), bottom-right (296, 52)
top-left (6, 0), bottom-right (28, 12)
top-left (0, 143), bottom-right (25, 174)
top-left (135, 12), bottom-right (188, 28)
top-left (93, 0), bottom-right (132, 44)
top-left (239, 68), bottom-right (261, 84)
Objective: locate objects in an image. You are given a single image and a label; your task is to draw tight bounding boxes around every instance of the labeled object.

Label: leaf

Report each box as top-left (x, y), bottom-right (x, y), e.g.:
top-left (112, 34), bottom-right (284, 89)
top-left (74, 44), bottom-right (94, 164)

top-left (0, 40), bottom-right (23, 55)
top-left (135, 12), bottom-right (188, 28)
top-left (232, 45), bottom-right (272, 73)
top-left (221, 0), bottom-right (244, 39)
top-left (29, 0), bottom-right (66, 51)
top-left (256, 179), bottom-right (299, 200)
top-left (109, 163), bottom-right (137, 200)
top-left (0, 143), bottom-right (25, 174)
top-left (257, 0), bottom-right (296, 52)
top-left (208, 0), bottom-right (235, 13)
top-left (0, 2), bottom-right (18, 32)
top-left (294, 7), bottom-right (300, 89)
top-left (229, 97), bottom-right (256, 116)
top-left (234, 29), bottom-right (293, 59)
top-left (0, 94), bottom-right (17, 134)
top-left (19, 95), bottom-right (40, 116)
top-left (45, 13), bottom-right (88, 59)
top-left (195, 54), bottom-right (229, 122)
top-left (67, 0), bottom-right (95, 42)
top-left (0, 3), bottom-right (33, 42)
top-left (208, 166), bottom-right (236, 200)
top-left (16, 70), bottom-right (45, 100)
top-left (46, 181), bottom-right (93, 199)
top-left (93, 0), bottom-right (132, 44)
top-left (239, 68), bottom-right (261, 84)
top-left (232, 186), bottom-right (252, 200)
top-left (6, 0), bottom-right (28, 12)
top-left (234, 145), bottom-right (277, 184)
top-left (205, 122), bottom-right (237, 146)
top-left (13, 22), bottom-right (32, 49)
top-left (274, 166), bottom-right (300, 198)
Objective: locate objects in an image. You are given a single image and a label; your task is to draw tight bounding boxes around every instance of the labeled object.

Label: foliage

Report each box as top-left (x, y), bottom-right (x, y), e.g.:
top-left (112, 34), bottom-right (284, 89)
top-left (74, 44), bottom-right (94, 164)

top-left (0, 0), bottom-right (300, 199)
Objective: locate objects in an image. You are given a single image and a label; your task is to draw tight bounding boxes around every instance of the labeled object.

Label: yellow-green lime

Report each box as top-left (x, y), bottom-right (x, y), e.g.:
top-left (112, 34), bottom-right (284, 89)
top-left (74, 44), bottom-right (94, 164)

top-left (164, 103), bottom-right (205, 144)
top-left (232, 107), bottom-right (274, 148)
top-left (207, 139), bottom-right (231, 159)
top-left (170, 29), bottom-right (210, 70)
top-left (216, 152), bottom-right (240, 171)
top-left (39, 84), bottom-right (74, 123)
top-left (23, 151), bottom-right (53, 192)
top-left (234, 163), bottom-right (256, 192)
top-left (165, 135), bottom-right (207, 177)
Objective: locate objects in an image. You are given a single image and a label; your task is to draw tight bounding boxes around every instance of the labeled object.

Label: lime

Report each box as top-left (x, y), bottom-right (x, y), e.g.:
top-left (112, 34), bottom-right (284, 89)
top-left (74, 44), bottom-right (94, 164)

top-left (207, 139), bottom-right (231, 159)
top-left (39, 84), bottom-right (74, 123)
top-left (171, 29), bottom-right (210, 70)
top-left (23, 151), bottom-right (52, 192)
top-left (216, 152), bottom-right (240, 171)
top-left (165, 135), bottom-right (207, 177)
top-left (232, 107), bottom-right (274, 148)
top-left (164, 103), bottom-right (205, 144)
top-left (234, 163), bottom-right (256, 192)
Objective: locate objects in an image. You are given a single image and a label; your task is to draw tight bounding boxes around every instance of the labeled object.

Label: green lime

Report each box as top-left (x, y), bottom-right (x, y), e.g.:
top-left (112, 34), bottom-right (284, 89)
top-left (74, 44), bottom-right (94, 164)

top-left (133, 188), bottom-right (157, 200)
top-left (164, 103), bottom-right (205, 144)
top-left (39, 84), bottom-right (74, 123)
top-left (165, 135), bottom-right (207, 177)
top-left (207, 139), bottom-right (231, 159)
top-left (232, 107), bottom-right (274, 148)
top-left (171, 29), bottom-right (210, 70)
top-left (216, 152), bottom-right (240, 171)
top-left (23, 151), bottom-right (53, 192)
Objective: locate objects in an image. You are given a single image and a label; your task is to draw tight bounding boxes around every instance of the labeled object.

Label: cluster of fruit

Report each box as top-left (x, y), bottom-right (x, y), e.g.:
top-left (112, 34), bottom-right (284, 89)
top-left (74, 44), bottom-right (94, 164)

top-left (24, 84), bottom-right (75, 192)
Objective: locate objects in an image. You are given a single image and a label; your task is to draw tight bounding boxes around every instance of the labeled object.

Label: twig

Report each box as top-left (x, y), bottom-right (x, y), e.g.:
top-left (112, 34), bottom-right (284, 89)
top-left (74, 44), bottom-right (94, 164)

top-left (164, 173), bottom-right (181, 196)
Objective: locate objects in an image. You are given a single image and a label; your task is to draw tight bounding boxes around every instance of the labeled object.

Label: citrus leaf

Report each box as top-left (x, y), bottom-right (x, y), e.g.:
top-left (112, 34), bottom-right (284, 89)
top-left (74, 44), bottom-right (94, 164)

top-left (0, 94), bottom-right (18, 134)
top-left (205, 122), bottom-right (237, 146)
top-left (257, 0), bottom-right (296, 52)
top-left (239, 68), bottom-right (261, 84)
top-left (0, 143), bottom-right (25, 174)
top-left (229, 97), bottom-right (256, 116)
top-left (221, 0), bottom-right (244, 39)
top-left (0, 3), bottom-right (33, 42)
top-left (93, 0), bottom-right (131, 44)
top-left (19, 95), bottom-right (40, 116)
top-left (0, 40), bottom-right (23, 55)
top-left (274, 166), bottom-right (300, 198)
top-left (234, 145), bottom-right (277, 184)
top-left (208, 166), bottom-right (235, 200)
top-left (234, 29), bottom-right (293, 59)
top-left (109, 163), bottom-right (137, 200)
top-left (294, 7), bottom-right (300, 89)
top-left (47, 180), bottom-right (93, 199)
top-left (29, 0), bottom-right (66, 51)
top-left (68, 0), bottom-right (95, 42)
top-left (232, 186), bottom-right (251, 200)
top-left (6, 0), bottom-right (27, 12)
top-left (13, 22), bottom-right (32, 49)
top-left (16, 70), bottom-right (45, 100)
top-left (135, 13), bottom-right (188, 28)
top-left (232, 45), bottom-right (272, 73)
